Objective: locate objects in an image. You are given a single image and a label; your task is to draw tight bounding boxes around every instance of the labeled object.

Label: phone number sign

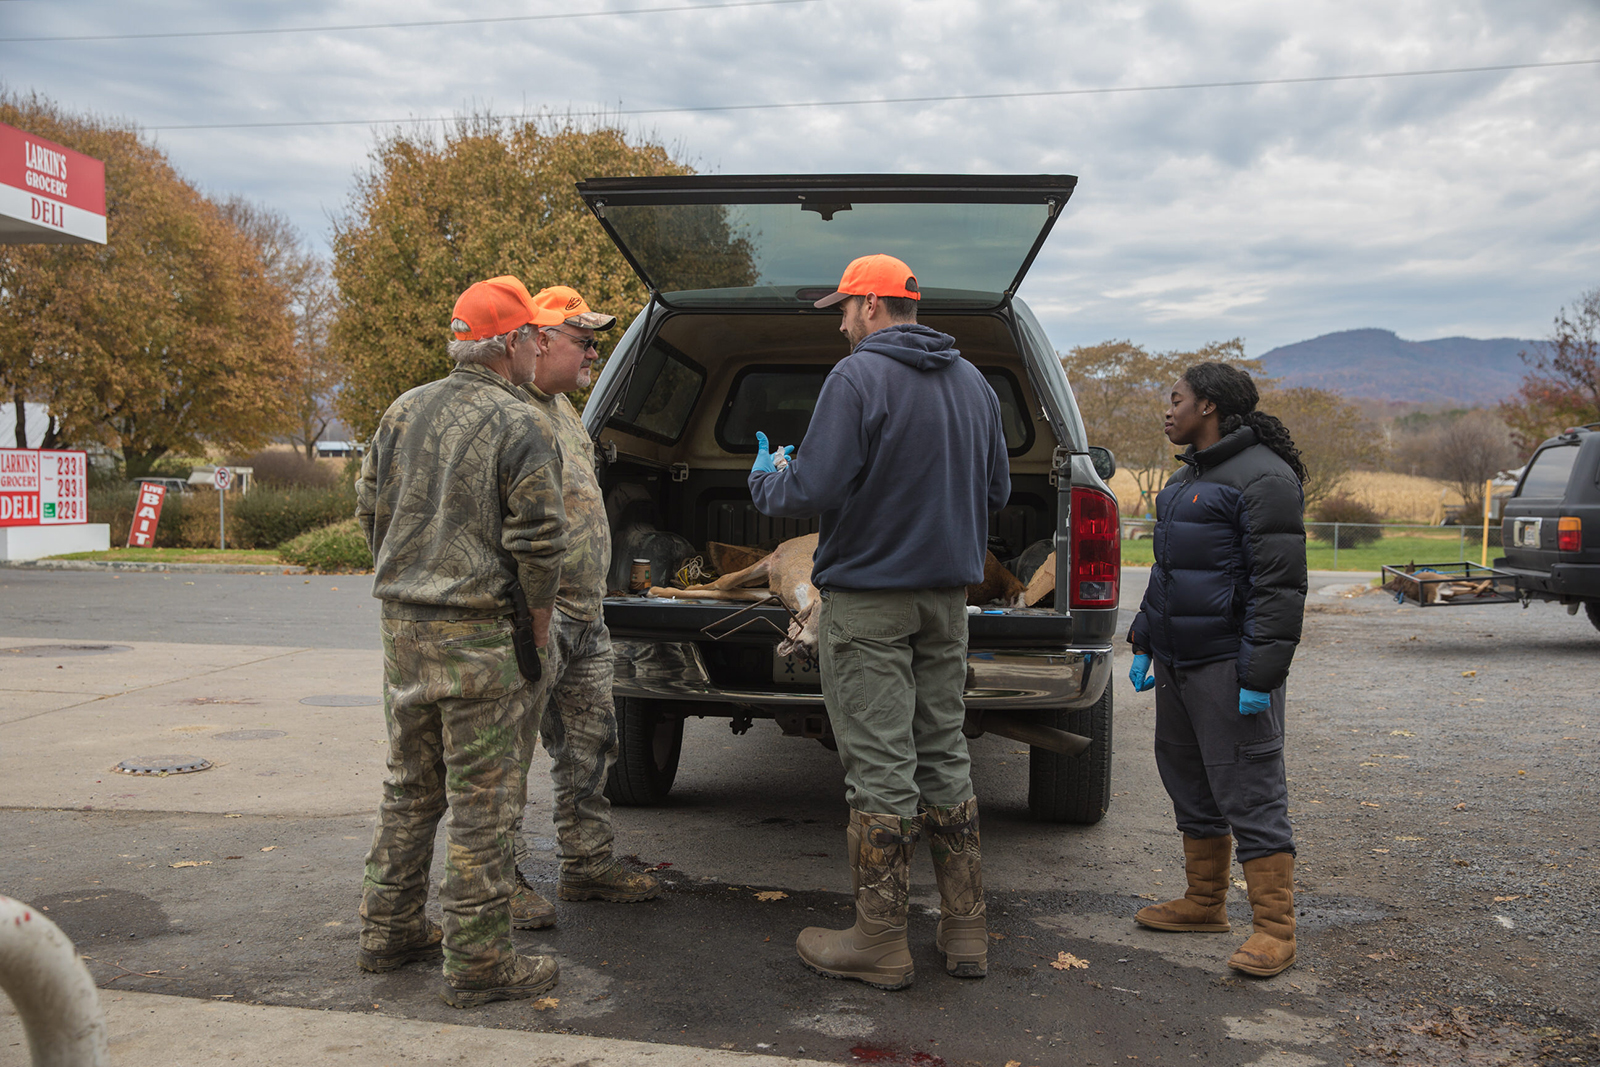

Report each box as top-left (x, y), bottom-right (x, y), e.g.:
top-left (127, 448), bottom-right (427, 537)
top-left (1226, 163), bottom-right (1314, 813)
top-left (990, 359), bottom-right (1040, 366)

top-left (0, 448), bottom-right (89, 526)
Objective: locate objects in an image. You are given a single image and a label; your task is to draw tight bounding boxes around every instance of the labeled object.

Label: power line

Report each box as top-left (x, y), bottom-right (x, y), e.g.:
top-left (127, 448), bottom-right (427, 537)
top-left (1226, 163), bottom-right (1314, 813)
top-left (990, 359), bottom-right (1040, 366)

top-left (143, 56), bottom-right (1600, 132)
top-left (0, 0), bottom-right (816, 44)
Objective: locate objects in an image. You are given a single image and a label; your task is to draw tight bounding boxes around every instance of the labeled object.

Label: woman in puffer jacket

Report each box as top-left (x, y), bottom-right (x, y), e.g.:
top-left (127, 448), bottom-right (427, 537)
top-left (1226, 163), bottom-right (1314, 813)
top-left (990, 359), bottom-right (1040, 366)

top-left (1127, 361), bottom-right (1308, 978)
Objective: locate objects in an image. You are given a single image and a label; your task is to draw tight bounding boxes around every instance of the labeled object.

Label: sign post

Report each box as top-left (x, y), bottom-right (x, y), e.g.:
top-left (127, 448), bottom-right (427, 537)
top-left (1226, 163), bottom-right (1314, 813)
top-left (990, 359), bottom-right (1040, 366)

top-left (127, 482), bottom-right (168, 547)
top-left (213, 467), bottom-right (232, 550)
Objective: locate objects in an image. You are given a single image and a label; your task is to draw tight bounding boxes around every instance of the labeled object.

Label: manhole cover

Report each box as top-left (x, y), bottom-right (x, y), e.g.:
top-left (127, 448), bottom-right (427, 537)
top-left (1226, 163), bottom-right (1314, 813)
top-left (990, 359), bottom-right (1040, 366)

top-left (212, 730), bottom-right (285, 741)
top-left (114, 755), bottom-right (212, 776)
top-left (0, 644), bottom-right (133, 657)
top-left (299, 694), bottom-right (381, 707)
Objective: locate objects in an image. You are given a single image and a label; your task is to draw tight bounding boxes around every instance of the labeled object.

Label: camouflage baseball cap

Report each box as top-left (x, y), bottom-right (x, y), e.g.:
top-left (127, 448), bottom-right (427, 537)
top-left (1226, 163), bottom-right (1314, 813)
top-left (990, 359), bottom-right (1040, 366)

top-left (531, 286), bottom-right (617, 331)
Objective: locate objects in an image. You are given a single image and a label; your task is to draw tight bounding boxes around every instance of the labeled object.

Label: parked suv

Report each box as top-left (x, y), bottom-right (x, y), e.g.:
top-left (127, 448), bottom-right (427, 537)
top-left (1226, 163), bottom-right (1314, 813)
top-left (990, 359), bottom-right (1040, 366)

top-left (126, 477), bottom-right (191, 495)
top-left (575, 175), bottom-right (1120, 823)
top-left (1496, 423), bottom-right (1600, 629)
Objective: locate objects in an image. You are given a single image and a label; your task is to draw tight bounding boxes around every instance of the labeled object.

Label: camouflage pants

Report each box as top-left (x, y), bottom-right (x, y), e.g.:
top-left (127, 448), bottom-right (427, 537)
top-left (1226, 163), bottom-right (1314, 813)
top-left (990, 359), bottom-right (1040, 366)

top-left (512, 610), bottom-right (619, 878)
top-left (360, 618), bottom-right (532, 985)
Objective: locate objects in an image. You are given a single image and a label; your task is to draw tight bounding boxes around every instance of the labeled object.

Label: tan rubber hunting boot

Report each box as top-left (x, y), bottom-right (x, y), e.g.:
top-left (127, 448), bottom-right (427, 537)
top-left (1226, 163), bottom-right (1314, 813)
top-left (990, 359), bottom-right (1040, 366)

top-left (796, 810), bottom-right (915, 991)
top-left (1227, 852), bottom-right (1297, 977)
top-left (1135, 834), bottom-right (1233, 933)
top-left (925, 796), bottom-right (986, 977)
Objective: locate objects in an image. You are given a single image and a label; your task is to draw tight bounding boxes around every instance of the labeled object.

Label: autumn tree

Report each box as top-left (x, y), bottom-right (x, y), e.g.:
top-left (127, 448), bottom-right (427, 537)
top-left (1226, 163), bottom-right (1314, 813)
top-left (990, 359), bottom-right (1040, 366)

top-left (1391, 409), bottom-right (1519, 512)
top-left (1063, 338), bottom-right (1250, 514)
top-left (1435, 410), bottom-right (1519, 512)
top-left (0, 91), bottom-right (300, 476)
top-left (222, 198), bottom-right (339, 459)
top-left (331, 115), bottom-right (749, 438)
top-left (1257, 386), bottom-right (1382, 507)
top-left (1499, 287), bottom-right (1600, 450)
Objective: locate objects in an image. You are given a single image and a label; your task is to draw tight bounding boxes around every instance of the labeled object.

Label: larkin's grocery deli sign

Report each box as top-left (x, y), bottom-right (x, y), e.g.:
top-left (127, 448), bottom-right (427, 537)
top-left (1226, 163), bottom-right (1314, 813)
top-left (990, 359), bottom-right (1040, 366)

top-left (0, 449), bottom-right (89, 526)
top-left (0, 122), bottom-right (107, 245)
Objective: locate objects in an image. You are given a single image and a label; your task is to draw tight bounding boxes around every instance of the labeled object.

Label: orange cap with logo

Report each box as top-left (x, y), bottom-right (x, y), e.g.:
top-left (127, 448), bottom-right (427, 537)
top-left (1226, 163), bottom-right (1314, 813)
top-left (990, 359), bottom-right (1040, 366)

top-left (450, 276), bottom-right (564, 340)
top-left (532, 285), bottom-right (618, 331)
top-left (813, 254), bottom-right (922, 308)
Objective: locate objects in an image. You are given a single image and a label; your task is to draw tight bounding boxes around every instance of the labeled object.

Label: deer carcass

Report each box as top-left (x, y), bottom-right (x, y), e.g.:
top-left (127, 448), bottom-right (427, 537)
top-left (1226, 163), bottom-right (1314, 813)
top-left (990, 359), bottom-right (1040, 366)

top-left (651, 533), bottom-right (1026, 659)
top-left (651, 533), bottom-right (822, 657)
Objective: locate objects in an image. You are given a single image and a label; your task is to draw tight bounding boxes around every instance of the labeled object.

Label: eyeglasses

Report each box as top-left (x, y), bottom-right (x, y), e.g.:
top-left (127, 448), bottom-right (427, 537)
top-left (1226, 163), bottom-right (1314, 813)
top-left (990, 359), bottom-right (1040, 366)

top-left (545, 327), bottom-right (599, 352)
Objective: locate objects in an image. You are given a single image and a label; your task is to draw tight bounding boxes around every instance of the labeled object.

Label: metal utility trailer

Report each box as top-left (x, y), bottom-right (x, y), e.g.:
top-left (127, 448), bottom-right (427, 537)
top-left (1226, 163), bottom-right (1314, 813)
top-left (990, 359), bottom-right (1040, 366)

top-left (1381, 562), bottom-right (1523, 608)
top-left (1384, 424), bottom-right (1599, 630)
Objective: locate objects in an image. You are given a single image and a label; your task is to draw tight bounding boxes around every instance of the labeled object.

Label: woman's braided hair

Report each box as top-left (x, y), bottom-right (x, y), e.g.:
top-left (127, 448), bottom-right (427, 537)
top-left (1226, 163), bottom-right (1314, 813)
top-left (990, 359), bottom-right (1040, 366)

top-left (1181, 362), bottom-right (1307, 483)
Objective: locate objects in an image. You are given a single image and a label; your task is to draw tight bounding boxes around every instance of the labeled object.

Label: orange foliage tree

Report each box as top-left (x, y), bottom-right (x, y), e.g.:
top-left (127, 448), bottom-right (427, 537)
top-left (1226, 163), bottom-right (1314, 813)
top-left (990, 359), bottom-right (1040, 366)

top-left (0, 91), bottom-right (299, 475)
top-left (330, 115), bottom-right (749, 439)
top-left (1062, 338), bottom-right (1252, 515)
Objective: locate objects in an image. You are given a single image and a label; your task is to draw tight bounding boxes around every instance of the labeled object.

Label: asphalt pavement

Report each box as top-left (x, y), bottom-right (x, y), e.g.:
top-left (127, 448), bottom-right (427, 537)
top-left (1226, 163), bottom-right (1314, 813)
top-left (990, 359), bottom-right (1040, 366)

top-left (2, 566), bottom-right (1597, 1066)
top-left (0, 568), bottom-right (380, 649)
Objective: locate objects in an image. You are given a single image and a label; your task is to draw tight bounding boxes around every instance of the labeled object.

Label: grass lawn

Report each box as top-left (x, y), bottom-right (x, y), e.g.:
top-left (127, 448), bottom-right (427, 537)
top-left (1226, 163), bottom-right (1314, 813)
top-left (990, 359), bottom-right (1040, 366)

top-left (1121, 529), bottom-right (1497, 572)
top-left (48, 547), bottom-right (286, 566)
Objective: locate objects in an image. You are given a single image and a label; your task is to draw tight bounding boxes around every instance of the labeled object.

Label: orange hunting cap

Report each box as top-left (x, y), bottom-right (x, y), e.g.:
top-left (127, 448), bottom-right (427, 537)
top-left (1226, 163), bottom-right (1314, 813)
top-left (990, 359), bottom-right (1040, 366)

top-left (532, 285), bottom-right (617, 331)
top-left (813, 253), bottom-right (922, 308)
top-left (450, 276), bottom-right (563, 340)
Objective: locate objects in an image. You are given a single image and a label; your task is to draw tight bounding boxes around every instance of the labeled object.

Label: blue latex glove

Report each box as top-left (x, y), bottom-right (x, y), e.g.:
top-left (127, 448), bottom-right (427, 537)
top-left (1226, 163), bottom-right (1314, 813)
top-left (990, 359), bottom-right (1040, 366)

top-left (1129, 653), bottom-right (1155, 693)
top-left (1239, 688), bottom-right (1272, 715)
top-left (751, 431), bottom-right (794, 474)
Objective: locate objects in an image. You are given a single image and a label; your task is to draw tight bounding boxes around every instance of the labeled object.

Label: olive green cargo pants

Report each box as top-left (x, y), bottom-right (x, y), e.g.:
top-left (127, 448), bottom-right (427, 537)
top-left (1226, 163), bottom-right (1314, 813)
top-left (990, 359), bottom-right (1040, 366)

top-left (359, 618), bottom-right (530, 986)
top-left (819, 586), bottom-right (974, 818)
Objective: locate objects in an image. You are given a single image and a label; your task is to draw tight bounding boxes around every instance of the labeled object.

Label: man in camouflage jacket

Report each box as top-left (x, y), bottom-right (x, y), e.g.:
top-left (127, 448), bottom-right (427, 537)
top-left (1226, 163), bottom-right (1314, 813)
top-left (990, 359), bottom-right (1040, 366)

top-left (506, 286), bottom-right (661, 930)
top-left (356, 275), bottom-right (570, 1009)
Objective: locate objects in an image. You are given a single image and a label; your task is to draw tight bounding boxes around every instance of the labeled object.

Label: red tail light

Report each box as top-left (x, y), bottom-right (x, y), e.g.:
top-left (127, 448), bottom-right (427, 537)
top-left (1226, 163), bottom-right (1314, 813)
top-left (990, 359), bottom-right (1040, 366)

top-left (1069, 486), bottom-right (1120, 608)
top-left (1558, 517), bottom-right (1582, 553)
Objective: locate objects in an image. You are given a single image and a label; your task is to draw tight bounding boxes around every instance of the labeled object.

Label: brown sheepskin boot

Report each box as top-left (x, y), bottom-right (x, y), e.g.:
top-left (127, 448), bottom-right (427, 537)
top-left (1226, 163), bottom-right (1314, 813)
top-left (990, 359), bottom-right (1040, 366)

top-left (924, 796), bottom-right (986, 978)
top-left (1227, 852), bottom-right (1297, 977)
top-left (796, 810), bottom-right (916, 991)
top-left (1135, 834), bottom-right (1233, 933)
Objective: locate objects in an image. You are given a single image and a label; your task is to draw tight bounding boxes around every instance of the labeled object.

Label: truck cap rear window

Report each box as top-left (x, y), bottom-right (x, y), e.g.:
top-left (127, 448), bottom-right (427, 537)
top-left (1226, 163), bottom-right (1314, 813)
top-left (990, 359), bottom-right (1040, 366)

top-left (609, 337), bottom-right (705, 445)
top-left (716, 364), bottom-right (1033, 456)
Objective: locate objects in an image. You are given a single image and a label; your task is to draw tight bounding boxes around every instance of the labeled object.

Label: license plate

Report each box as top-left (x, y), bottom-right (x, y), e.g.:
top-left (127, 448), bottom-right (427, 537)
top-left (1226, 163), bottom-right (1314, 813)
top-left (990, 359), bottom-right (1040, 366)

top-left (1513, 518), bottom-right (1543, 548)
top-left (773, 649), bottom-right (821, 685)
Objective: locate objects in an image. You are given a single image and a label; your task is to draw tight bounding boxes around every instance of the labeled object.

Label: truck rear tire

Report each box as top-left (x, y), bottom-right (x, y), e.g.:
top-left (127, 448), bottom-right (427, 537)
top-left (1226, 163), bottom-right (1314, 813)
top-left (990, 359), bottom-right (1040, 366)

top-left (605, 697), bottom-right (683, 806)
top-left (1026, 683), bottom-right (1113, 825)
top-left (1587, 600), bottom-right (1600, 632)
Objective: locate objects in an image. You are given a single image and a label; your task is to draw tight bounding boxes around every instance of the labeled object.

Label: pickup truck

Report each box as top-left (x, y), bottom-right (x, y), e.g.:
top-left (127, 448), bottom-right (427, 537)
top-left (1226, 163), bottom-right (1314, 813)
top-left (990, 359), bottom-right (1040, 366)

top-left (1495, 422), bottom-right (1600, 629)
top-left (574, 174), bottom-right (1121, 823)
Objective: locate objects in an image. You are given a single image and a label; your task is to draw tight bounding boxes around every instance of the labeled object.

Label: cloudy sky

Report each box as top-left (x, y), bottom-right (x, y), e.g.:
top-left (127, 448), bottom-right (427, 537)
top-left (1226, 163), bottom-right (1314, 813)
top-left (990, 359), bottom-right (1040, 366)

top-left (3, 0), bottom-right (1597, 355)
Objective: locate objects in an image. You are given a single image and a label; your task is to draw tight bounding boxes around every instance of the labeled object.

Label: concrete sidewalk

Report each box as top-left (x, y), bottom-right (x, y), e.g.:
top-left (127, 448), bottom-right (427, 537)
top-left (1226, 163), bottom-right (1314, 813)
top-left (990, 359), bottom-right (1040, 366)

top-left (0, 636), bottom-right (825, 1066)
top-left (0, 989), bottom-right (815, 1066)
top-left (0, 637), bottom-right (391, 816)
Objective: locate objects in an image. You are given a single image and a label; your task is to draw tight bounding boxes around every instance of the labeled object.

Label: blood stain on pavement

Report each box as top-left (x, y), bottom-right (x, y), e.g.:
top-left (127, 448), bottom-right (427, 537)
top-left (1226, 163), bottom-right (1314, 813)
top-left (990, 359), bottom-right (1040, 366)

top-left (850, 1045), bottom-right (945, 1065)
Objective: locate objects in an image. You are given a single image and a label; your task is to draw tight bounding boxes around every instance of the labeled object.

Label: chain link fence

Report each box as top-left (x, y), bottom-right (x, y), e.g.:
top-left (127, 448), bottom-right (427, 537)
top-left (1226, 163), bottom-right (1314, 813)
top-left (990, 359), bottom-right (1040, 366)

top-left (1121, 519), bottom-right (1504, 569)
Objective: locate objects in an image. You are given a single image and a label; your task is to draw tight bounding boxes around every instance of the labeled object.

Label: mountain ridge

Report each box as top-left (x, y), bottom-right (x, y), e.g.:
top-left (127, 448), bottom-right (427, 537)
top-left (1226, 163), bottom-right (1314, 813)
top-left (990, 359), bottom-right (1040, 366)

top-left (1254, 328), bottom-right (1541, 407)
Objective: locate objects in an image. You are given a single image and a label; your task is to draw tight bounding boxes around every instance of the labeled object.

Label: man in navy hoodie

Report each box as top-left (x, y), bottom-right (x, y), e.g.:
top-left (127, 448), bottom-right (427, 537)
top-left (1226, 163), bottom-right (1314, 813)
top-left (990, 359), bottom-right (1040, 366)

top-left (749, 254), bottom-right (1010, 990)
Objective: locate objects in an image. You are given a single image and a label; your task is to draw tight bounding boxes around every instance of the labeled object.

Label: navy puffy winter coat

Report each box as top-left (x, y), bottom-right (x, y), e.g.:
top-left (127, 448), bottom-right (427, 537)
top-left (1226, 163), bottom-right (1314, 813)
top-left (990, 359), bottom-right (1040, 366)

top-left (1129, 426), bottom-right (1307, 692)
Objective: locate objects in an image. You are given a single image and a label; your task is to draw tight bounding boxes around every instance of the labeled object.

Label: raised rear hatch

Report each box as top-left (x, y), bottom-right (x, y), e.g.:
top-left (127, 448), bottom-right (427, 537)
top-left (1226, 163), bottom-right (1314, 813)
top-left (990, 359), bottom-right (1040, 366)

top-left (575, 173), bottom-right (1076, 310)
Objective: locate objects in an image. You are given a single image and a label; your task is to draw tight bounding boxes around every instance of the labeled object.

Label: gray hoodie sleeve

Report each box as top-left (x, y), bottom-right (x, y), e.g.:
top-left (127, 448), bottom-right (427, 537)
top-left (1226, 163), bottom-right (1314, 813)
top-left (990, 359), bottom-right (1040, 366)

top-left (748, 371), bottom-right (867, 518)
